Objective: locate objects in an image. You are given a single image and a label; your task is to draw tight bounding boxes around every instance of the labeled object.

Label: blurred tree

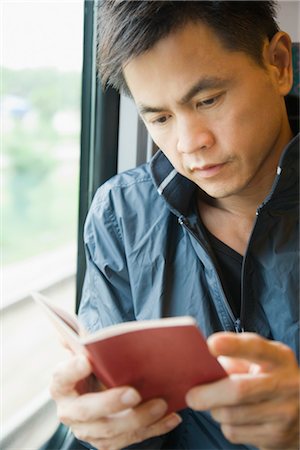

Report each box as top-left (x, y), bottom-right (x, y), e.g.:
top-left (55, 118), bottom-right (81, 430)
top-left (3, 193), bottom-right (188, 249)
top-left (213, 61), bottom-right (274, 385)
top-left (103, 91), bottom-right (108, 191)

top-left (1, 67), bottom-right (80, 263)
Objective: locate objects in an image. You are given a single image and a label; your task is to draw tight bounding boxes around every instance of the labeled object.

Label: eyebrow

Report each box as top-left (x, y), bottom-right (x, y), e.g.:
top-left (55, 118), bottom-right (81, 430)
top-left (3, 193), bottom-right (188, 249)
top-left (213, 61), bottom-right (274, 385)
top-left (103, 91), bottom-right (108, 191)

top-left (137, 76), bottom-right (230, 116)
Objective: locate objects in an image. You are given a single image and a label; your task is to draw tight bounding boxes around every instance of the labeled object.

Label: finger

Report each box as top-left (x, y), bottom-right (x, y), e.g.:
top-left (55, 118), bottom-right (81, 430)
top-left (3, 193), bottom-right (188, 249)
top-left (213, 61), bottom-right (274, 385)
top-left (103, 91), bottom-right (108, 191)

top-left (208, 332), bottom-right (297, 369)
top-left (220, 422), bottom-right (271, 447)
top-left (220, 420), bottom-right (299, 449)
top-left (211, 397), bottom-right (299, 427)
top-left (81, 413), bottom-right (182, 450)
top-left (58, 386), bottom-right (142, 424)
top-left (188, 362), bottom-right (300, 411)
top-left (186, 372), bottom-right (282, 410)
top-left (115, 412), bottom-right (182, 449)
top-left (50, 355), bottom-right (92, 399)
top-left (71, 398), bottom-right (169, 440)
top-left (217, 355), bottom-right (253, 374)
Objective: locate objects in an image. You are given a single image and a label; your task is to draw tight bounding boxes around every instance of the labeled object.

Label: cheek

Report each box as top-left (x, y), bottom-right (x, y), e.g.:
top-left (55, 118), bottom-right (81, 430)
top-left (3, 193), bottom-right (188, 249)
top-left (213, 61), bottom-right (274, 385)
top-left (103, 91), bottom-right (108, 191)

top-left (233, 103), bottom-right (281, 160)
top-left (148, 127), bottom-right (181, 163)
top-left (218, 100), bottom-right (265, 156)
top-left (229, 79), bottom-right (280, 136)
top-left (162, 144), bottom-right (185, 171)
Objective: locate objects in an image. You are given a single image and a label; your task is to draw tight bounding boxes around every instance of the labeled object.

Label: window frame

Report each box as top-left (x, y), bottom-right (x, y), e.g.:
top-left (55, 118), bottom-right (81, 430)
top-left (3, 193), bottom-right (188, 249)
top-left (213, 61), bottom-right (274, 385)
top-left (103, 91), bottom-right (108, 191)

top-left (76, 0), bottom-right (120, 311)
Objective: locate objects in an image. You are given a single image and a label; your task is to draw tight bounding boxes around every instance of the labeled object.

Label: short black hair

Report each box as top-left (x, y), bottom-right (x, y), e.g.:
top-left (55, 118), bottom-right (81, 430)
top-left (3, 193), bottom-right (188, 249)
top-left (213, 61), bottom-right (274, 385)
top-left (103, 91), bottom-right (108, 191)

top-left (98, 1), bottom-right (279, 94)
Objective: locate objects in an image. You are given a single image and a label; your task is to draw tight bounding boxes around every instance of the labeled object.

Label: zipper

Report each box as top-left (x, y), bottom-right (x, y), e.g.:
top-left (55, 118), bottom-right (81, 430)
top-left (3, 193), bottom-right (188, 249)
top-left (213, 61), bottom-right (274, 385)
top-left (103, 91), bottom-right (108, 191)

top-left (238, 205), bottom-right (262, 330)
top-left (234, 318), bottom-right (244, 333)
top-left (178, 215), bottom-right (244, 333)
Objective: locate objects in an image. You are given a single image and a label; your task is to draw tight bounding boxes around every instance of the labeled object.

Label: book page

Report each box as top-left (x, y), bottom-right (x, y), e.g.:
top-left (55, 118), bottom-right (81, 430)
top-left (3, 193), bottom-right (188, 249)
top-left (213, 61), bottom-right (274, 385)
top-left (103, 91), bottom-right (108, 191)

top-left (32, 291), bottom-right (87, 355)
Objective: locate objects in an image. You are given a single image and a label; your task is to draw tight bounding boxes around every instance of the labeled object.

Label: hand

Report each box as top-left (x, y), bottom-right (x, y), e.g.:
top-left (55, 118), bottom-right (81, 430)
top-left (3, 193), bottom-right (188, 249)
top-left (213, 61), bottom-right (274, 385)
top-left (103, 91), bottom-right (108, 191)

top-left (185, 332), bottom-right (299, 450)
top-left (50, 354), bottom-right (182, 450)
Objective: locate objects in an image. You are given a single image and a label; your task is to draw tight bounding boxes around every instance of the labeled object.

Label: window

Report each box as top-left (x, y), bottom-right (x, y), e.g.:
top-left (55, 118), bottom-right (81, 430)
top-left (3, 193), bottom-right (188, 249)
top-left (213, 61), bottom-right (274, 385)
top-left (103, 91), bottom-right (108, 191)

top-left (1, 1), bottom-right (298, 449)
top-left (1, 1), bottom-right (83, 447)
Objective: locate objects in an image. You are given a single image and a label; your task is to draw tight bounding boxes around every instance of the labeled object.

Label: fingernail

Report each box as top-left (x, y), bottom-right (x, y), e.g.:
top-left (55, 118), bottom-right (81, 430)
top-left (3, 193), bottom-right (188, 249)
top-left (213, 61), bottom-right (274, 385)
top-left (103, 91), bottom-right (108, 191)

top-left (185, 391), bottom-right (197, 409)
top-left (166, 413), bottom-right (182, 429)
top-left (121, 388), bottom-right (141, 405)
top-left (185, 392), bottom-right (192, 406)
top-left (150, 399), bottom-right (168, 416)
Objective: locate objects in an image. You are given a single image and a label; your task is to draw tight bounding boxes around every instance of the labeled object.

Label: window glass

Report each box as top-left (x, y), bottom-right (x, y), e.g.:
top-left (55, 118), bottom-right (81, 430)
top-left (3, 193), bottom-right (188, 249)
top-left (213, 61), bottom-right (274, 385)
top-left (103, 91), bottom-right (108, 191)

top-left (1, 1), bottom-right (83, 445)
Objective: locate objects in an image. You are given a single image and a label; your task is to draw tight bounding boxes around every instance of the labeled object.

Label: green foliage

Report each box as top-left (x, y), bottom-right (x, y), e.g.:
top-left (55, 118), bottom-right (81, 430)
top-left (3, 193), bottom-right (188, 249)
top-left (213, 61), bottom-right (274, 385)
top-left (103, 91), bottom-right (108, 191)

top-left (5, 123), bottom-right (56, 179)
top-left (1, 67), bottom-right (81, 265)
top-left (1, 67), bottom-right (81, 112)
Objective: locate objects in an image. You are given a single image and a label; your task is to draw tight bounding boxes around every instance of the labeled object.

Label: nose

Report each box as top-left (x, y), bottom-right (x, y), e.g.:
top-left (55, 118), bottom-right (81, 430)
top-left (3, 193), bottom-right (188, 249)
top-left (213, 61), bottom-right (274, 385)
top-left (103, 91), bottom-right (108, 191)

top-left (176, 114), bottom-right (215, 154)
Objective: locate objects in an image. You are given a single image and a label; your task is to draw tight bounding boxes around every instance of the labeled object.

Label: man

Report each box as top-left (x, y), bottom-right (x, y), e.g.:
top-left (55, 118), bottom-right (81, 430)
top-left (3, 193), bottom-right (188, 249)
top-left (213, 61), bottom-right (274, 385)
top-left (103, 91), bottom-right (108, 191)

top-left (51, 2), bottom-right (299, 449)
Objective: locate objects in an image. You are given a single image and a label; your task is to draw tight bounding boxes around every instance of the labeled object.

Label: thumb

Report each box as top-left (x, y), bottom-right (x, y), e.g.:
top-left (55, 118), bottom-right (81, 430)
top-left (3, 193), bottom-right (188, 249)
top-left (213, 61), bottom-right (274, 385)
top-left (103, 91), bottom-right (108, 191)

top-left (50, 354), bottom-right (92, 399)
top-left (217, 355), bottom-right (253, 374)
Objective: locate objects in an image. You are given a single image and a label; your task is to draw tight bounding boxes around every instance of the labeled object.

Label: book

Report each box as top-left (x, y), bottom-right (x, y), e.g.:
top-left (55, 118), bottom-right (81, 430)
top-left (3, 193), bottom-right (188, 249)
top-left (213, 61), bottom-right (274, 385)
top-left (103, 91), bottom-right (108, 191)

top-left (33, 291), bottom-right (227, 413)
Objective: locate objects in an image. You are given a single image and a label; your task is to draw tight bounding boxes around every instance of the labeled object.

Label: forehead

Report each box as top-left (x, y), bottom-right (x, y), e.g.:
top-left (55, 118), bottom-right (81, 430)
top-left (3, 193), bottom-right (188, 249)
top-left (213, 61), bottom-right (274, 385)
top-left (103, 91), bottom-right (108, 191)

top-left (123, 21), bottom-right (254, 105)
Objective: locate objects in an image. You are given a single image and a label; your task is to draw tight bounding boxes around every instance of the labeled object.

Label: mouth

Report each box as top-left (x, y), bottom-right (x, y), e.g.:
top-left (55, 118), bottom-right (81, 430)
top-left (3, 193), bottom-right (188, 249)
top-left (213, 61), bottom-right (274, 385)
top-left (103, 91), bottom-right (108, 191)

top-left (189, 162), bottom-right (226, 179)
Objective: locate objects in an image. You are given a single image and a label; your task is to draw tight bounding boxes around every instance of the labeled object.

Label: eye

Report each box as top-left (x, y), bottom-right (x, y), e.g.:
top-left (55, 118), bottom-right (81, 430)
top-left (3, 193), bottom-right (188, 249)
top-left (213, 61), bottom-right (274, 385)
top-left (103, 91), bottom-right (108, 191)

top-left (197, 93), bottom-right (223, 109)
top-left (151, 114), bottom-right (171, 125)
top-left (201, 97), bottom-right (217, 106)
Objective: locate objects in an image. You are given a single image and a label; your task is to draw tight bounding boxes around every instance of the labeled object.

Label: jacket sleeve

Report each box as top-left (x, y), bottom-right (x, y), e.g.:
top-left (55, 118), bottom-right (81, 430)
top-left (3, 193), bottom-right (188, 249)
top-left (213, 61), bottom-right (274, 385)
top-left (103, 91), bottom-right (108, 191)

top-left (78, 186), bottom-right (136, 331)
top-left (77, 186), bottom-right (170, 449)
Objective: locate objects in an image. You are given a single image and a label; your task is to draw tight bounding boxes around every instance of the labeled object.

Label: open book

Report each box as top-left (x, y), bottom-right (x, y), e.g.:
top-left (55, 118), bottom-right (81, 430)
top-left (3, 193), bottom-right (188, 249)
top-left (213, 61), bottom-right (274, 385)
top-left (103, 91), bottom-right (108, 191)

top-left (33, 292), bottom-right (227, 413)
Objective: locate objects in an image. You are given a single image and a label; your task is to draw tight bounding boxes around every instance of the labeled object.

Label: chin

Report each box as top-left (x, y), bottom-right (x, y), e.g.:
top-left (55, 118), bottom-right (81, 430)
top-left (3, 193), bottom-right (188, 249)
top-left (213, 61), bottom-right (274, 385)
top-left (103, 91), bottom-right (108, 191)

top-left (198, 185), bottom-right (239, 199)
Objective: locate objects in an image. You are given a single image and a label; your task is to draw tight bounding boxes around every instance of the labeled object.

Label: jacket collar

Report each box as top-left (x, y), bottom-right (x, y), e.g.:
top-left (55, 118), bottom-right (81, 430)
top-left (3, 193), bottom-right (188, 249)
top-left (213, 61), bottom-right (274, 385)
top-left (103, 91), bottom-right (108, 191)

top-left (150, 95), bottom-right (299, 217)
top-left (150, 150), bottom-right (196, 216)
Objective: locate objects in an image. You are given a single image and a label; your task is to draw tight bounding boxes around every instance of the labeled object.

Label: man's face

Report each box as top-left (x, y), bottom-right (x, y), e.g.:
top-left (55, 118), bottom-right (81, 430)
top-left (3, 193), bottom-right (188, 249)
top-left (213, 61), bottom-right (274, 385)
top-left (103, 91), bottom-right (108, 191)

top-left (123, 22), bottom-right (292, 200)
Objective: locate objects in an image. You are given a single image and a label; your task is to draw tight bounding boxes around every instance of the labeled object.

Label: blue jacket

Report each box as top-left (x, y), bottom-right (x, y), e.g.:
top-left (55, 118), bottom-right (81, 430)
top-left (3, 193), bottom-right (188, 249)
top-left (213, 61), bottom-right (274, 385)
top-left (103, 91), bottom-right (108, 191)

top-left (80, 133), bottom-right (299, 351)
top-left (79, 116), bottom-right (299, 449)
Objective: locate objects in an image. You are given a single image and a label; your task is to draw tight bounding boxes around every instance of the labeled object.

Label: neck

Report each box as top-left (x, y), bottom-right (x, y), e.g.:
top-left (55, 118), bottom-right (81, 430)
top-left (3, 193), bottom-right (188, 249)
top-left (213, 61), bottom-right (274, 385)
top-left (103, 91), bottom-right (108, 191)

top-left (201, 169), bottom-right (275, 221)
top-left (197, 114), bottom-right (294, 254)
top-left (211, 180), bottom-right (272, 219)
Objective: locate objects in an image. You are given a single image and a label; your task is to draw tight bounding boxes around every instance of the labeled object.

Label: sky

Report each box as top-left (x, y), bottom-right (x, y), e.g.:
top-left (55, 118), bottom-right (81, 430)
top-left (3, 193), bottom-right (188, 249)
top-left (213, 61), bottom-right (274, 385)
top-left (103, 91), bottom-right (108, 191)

top-left (1, 0), bottom-right (84, 72)
top-left (1, 1), bottom-right (298, 72)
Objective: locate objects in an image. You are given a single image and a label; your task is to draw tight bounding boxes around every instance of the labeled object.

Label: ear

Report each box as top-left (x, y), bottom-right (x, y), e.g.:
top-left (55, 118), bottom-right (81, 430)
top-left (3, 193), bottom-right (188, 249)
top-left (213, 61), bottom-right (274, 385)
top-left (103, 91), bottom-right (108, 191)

top-left (266, 31), bottom-right (293, 95)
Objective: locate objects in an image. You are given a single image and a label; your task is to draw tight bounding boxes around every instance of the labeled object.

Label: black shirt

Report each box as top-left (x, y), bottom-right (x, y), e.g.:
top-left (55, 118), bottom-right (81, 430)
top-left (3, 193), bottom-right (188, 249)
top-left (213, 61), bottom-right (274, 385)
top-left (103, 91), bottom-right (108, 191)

top-left (205, 228), bottom-right (243, 319)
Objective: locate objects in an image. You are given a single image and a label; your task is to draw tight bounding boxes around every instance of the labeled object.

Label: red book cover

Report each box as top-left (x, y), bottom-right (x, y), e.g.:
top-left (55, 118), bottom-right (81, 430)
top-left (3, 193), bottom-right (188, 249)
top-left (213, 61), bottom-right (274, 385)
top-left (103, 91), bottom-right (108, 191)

top-left (33, 292), bottom-right (227, 413)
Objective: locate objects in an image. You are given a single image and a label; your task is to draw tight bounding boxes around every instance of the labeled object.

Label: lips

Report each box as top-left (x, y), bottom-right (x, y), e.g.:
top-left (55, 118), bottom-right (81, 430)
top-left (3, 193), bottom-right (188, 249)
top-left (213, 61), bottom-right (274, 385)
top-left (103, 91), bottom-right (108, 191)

top-left (199, 164), bottom-right (221, 170)
top-left (189, 162), bottom-right (226, 178)
top-left (190, 162), bottom-right (223, 170)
